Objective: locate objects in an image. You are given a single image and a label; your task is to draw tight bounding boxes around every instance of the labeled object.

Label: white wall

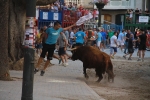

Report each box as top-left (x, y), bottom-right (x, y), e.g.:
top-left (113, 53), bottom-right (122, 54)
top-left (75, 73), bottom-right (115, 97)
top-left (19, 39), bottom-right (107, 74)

top-left (135, 0), bottom-right (143, 10)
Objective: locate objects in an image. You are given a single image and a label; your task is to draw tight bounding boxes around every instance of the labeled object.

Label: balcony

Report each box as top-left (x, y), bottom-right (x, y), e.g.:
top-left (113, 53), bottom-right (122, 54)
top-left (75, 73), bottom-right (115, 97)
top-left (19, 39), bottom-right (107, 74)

top-left (94, 0), bottom-right (135, 10)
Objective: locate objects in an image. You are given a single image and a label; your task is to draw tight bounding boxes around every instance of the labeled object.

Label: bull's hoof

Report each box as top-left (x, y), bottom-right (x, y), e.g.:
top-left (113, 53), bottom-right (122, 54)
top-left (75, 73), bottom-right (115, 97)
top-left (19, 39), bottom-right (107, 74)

top-left (96, 78), bottom-right (102, 83)
top-left (84, 75), bottom-right (89, 79)
top-left (108, 78), bottom-right (114, 83)
top-left (95, 74), bottom-right (98, 78)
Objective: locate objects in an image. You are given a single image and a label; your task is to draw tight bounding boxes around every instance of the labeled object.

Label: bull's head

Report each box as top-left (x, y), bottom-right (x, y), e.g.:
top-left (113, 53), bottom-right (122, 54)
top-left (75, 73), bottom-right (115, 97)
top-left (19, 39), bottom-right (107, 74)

top-left (70, 48), bottom-right (78, 61)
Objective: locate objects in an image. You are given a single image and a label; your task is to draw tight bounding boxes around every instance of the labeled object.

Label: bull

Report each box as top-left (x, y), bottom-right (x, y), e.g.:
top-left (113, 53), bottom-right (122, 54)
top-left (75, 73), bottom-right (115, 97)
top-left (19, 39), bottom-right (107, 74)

top-left (71, 46), bottom-right (115, 82)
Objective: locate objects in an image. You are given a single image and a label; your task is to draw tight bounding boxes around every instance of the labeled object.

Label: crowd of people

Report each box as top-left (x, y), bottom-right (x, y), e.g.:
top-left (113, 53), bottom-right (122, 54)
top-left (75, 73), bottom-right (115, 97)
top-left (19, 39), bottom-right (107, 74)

top-left (34, 20), bottom-right (150, 76)
top-left (126, 8), bottom-right (150, 22)
top-left (38, 1), bottom-right (99, 22)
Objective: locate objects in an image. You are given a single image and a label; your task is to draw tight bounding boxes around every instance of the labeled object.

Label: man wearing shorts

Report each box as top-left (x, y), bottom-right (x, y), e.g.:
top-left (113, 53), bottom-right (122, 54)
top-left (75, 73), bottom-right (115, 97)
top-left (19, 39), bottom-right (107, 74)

top-left (101, 28), bottom-right (107, 51)
top-left (58, 32), bottom-right (68, 67)
top-left (34, 21), bottom-right (76, 76)
top-left (96, 29), bottom-right (102, 50)
top-left (137, 29), bottom-right (147, 62)
top-left (123, 34), bottom-right (135, 60)
top-left (117, 30), bottom-right (125, 51)
top-left (110, 32), bottom-right (118, 59)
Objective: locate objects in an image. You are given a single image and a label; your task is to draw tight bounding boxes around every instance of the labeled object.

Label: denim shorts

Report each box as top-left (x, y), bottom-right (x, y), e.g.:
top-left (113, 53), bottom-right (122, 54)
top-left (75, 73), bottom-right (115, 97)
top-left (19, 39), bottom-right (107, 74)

top-left (110, 47), bottom-right (117, 54)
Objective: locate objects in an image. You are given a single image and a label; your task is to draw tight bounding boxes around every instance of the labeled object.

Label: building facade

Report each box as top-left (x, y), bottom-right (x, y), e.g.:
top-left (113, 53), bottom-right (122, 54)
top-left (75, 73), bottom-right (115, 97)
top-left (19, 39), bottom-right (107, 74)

top-left (64, 0), bottom-right (150, 25)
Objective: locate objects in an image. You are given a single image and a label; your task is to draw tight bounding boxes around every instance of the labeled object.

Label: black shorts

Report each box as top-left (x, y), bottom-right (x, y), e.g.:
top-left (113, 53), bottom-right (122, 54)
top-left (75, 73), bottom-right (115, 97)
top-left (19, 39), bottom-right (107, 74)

top-left (128, 48), bottom-right (134, 53)
top-left (40, 43), bottom-right (55, 60)
top-left (138, 44), bottom-right (146, 50)
top-left (76, 43), bottom-right (83, 46)
top-left (93, 40), bottom-right (96, 45)
top-left (58, 47), bottom-right (66, 56)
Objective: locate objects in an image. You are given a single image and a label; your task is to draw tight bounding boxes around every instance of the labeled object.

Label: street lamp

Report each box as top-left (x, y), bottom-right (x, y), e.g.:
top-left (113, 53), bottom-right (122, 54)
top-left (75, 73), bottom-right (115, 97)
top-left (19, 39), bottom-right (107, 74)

top-left (90, 0), bottom-right (108, 27)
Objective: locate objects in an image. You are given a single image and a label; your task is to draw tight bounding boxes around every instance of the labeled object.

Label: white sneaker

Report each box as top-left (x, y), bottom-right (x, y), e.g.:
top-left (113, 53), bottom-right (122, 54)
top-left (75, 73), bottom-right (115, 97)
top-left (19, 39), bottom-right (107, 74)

top-left (44, 58), bottom-right (47, 62)
top-left (65, 63), bottom-right (69, 66)
top-left (62, 63), bottom-right (66, 67)
top-left (137, 58), bottom-right (141, 61)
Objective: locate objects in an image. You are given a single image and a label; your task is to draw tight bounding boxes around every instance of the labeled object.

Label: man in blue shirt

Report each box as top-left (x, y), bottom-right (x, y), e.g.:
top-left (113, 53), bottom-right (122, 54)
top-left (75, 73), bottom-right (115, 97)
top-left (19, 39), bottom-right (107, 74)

top-left (96, 29), bottom-right (102, 50)
top-left (117, 30), bottom-right (125, 51)
top-left (101, 28), bottom-right (107, 51)
top-left (34, 21), bottom-right (76, 76)
top-left (74, 28), bottom-right (86, 47)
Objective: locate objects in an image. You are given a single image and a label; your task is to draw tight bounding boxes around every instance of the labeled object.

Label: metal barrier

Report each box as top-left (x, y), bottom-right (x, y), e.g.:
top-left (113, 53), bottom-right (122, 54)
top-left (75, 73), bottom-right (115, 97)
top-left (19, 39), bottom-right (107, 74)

top-left (103, 24), bottom-right (123, 31)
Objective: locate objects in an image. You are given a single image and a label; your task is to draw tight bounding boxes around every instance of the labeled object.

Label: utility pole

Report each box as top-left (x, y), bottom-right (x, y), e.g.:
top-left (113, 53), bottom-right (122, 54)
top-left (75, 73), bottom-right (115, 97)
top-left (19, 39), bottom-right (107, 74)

top-left (21, 0), bottom-right (36, 100)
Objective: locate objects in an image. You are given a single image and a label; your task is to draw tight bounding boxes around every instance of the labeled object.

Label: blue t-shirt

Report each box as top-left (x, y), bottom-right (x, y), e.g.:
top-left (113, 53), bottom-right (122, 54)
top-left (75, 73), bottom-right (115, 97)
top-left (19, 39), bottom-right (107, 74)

top-left (101, 31), bottom-right (106, 41)
top-left (97, 32), bottom-right (102, 42)
top-left (118, 32), bottom-right (124, 41)
top-left (45, 28), bottom-right (63, 44)
top-left (75, 31), bottom-right (86, 44)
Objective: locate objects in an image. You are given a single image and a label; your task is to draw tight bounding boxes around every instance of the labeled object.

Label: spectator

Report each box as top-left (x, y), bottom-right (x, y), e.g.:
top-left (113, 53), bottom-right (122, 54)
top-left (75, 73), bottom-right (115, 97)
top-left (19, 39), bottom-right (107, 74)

top-left (129, 9), bottom-right (133, 21)
top-left (96, 29), bottom-right (102, 50)
top-left (101, 28), bottom-right (107, 51)
top-left (76, 8), bottom-right (82, 18)
top-left (135, 8), bottom-right (139, 22)
top-left (69, 28), bottom-right (76, 48)
top-left (95, 9), bottom-right (99, 21)
top-left (123, 34), bottom-right (136, 60)
top-left (79, 5), bottom-right (83, 11)
top-left (146, 30), bottom-right (150, 51)
top-left (110, 32), bottom-right (118, 59)
top-left (62, 3), bottom-right (68, 10)
top-left (53, 3), bottom-right (59, 12)
top-left (124, 30), bottom-right (130, 54)
top-left (137, 29), bottom-right (147, 61)
top-left (74, 28), bottom-right (86, 47)
top-left (58, 32), bottom-right (68, 66)
top-left (139, 9), bottom-right (142, 15)
top-left (117, 30), bottom-right (125, 51)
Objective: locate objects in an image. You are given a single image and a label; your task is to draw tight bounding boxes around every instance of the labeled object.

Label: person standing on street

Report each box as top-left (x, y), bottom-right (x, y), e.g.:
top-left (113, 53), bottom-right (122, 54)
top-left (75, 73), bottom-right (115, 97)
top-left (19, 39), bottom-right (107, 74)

top-left (34, 21), bottom-right (76, 76)
top-left (96, 29), bottom-right (102, 50)
top-left (123, 34), bottom-right (136, 60)
top-left (124, 30), bottom-right (130, 54)
top-left (74, 28), bottom-right (86, 47)
top-left (137, 29), bottom-right (147, 61)
top-left (58, 32), bottom-right (68, 67)
top-left (117, 29), bottom-right (125, 52)
top-left (110, 32), bottom-right (118, 59)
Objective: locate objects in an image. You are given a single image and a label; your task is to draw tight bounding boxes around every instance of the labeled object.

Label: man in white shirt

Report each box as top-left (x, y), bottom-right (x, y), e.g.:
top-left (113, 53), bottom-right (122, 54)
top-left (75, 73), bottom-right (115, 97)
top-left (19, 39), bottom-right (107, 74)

top-left (69, 28), bottom-right (76, 48)
top-left (110, 32), bottom-right (118, 59)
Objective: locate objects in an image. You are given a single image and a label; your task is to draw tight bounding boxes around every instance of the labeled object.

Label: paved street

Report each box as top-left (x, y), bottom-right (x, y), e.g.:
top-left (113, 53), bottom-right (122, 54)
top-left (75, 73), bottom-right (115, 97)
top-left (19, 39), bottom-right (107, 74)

top-left (0, 58), bottom-right (105, 100)
top-left (0, 48), bottom-right (150, 100)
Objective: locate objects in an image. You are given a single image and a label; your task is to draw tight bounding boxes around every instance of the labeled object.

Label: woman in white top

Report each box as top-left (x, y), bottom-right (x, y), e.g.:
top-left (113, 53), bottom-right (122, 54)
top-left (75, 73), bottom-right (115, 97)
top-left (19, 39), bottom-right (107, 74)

top-left (129, 9), bottom-right (133, 21)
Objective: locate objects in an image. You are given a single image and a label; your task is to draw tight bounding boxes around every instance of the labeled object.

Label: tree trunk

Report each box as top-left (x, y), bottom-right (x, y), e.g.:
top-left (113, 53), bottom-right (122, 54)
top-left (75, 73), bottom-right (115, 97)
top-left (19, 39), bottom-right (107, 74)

top-left (0, 0), bottom-right (57, 80)
top-left (0, 0), bottom-right (10, 80)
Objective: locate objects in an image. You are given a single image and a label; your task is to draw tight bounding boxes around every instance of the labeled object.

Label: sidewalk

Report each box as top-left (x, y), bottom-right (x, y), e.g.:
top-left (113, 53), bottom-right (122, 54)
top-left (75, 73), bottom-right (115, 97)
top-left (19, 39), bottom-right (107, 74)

top-left (0, 59), bottom-right (105, 100)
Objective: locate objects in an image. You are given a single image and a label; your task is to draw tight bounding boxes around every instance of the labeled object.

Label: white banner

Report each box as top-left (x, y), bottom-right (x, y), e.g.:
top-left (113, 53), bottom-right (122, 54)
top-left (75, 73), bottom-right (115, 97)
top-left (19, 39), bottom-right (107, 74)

top-left (76, 13), bottom-right (93, 26)
top-left (43, 12), bottom-right (48, 20)
top-left (53, 13), bottom-right (59, 20)
top-left (139, 16), bottom-right (149, 22)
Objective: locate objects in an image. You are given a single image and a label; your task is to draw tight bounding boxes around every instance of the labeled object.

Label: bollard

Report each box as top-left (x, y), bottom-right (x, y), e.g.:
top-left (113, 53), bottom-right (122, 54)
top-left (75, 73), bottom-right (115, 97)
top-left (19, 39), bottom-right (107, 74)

top-left (21, 0), bottom-right (36, 100)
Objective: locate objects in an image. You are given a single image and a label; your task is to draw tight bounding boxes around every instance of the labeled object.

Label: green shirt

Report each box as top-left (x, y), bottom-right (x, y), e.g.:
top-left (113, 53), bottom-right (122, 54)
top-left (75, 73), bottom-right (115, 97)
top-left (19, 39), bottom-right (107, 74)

top-left (108, 32), bottom-right (114, 38)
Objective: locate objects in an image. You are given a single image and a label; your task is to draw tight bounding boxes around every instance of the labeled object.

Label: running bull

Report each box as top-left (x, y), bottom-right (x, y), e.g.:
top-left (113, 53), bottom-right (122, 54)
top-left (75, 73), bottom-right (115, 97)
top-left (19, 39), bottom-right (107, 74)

top-left (71, 46), bottom-right (115, 82)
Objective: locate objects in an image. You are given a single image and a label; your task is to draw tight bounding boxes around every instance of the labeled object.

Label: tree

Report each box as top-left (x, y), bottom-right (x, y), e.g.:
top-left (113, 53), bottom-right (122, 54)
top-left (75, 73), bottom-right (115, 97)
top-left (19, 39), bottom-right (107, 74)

top-left (0, 0), bottom-right (57, 80)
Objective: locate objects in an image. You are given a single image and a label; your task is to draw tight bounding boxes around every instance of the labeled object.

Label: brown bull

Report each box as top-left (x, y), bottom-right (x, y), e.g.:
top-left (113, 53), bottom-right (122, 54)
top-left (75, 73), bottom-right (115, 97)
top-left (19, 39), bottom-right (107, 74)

top-left (71, 46), bottom-right (115, 82)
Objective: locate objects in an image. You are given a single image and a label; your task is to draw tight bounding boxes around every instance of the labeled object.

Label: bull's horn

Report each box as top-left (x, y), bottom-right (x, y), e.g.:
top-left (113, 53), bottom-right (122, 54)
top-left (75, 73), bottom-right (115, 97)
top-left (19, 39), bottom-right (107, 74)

top-left (68, 48), bottom-right (77, 51)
